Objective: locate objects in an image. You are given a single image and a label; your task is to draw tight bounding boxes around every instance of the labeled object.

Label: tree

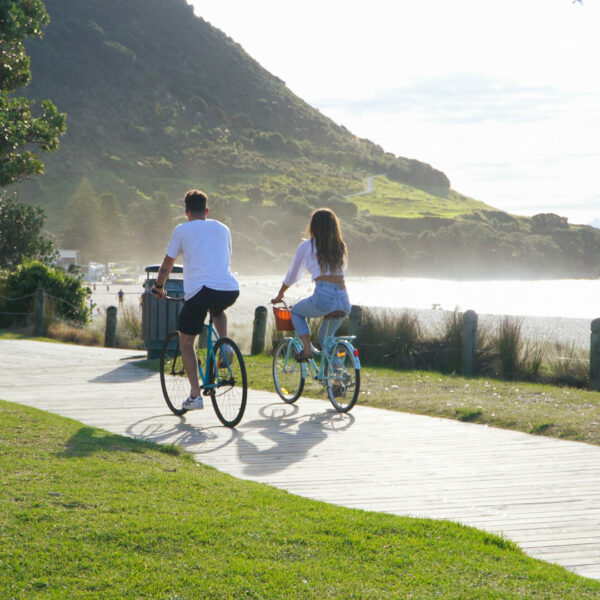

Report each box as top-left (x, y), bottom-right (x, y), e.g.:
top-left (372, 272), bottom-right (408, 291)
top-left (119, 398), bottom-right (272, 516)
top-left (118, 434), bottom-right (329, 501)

top-left (0, 191), bottom-right (55, 269)
top-left (96, 192), bottom-right (125, 263)
top-left (0, 0), bottom-right (66, 187)
top-left (60, 177), bottom-right (101, 262)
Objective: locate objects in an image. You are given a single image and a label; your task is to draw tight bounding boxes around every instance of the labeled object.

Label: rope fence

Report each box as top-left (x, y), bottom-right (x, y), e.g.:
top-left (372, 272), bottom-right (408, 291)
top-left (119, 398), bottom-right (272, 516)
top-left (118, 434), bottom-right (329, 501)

top-left (0, 288), bottom-right (118, 344)
top-left (0, 292), bottom-right (37, 316)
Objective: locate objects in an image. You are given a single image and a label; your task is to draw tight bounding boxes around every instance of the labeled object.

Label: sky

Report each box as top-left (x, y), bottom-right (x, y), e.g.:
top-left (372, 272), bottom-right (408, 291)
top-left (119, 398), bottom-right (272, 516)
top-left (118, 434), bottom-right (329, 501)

top-left (189, 0), bottom-right (600, 225)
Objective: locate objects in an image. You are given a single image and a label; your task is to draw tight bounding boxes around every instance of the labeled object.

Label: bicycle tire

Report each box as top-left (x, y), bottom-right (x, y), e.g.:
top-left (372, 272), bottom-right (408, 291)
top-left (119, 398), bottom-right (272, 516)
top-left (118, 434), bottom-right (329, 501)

top-left (272, 339), bottom-right (304, 403)
top-left (325, 341), bottom-right (360, 412)
top-left (160, 331), bottom-right (189, 416)
top-left (209, 337), bottom-right (247, 427)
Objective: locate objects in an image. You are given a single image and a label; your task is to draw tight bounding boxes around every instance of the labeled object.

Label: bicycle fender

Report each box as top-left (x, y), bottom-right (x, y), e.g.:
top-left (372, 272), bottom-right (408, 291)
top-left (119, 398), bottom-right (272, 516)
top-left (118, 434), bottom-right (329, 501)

top-left (338, 340), bottom-right (361, 369)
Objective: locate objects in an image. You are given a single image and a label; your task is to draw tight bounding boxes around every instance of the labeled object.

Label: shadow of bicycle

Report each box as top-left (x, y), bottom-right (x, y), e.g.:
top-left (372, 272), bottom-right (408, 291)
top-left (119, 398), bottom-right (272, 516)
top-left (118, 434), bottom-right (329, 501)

top-left (125, 414), bottom-right (237, 454)
top-left (235, 402), bottom-right (355, 476)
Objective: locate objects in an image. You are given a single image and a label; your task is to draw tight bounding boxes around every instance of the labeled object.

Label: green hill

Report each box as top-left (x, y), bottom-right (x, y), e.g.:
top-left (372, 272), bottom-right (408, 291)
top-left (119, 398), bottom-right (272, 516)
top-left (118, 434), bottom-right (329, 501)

top-left (14, 0), bottom-right (600, 278)
top-left (19, 0), bottom-right (447, 224)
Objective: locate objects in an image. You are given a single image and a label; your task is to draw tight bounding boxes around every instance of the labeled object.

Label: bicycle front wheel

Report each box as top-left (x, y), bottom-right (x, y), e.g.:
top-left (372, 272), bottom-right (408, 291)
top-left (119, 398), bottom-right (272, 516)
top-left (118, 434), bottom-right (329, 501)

top-left (273, 339), bottom-right (304, 403)
top-left (160, 331), bottom-right (189, 416)
top-left (209, 337), bottom-right (247, 427)
top-left (325, 342), bottom-right (360, 412)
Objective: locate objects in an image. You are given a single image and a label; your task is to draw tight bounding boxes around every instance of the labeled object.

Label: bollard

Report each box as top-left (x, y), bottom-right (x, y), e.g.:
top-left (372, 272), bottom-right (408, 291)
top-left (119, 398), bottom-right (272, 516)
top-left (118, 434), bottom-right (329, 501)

top-left (33, 288), bottom-right (46, 336)
top-left (590, 318), bottom-right (600, 390)
top-left (105, 306), bottom-right (118, 348)
top-left (462, 310), bottom-right (478, 376)
top-left (348, 305), bottom-right (363, 338)
top-left (251, 306), bottom-right (268, 354)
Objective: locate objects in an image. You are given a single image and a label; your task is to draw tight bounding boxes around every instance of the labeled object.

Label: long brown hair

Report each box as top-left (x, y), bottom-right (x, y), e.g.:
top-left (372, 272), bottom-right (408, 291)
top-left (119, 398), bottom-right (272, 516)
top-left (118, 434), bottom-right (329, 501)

top-left (308, 208), bottom-right (347, 273)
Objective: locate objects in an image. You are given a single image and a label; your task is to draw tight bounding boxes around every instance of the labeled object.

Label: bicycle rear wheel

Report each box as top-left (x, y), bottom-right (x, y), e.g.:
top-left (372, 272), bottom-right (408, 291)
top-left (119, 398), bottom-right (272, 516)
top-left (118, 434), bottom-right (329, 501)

top-left (273, 339), bottom-right (304, 403)
top-left (325, 342), bottom-right (360, 412)
top-left (209, 337), bottom-right (247, 427)
top-left (160, 331), bottom-right (189, 416)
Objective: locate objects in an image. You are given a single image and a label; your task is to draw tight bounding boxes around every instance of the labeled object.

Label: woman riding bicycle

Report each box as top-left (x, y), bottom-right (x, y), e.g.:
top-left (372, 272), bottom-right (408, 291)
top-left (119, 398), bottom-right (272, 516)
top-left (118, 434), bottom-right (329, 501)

top-left (271, 208), bottom-right (351, 362)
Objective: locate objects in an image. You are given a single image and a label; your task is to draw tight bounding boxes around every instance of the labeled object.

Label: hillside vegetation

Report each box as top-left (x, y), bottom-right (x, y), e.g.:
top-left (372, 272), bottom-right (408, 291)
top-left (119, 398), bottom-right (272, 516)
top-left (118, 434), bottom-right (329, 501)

top-left (14, 0), bottom-right (600, 278)
top-left (352, 176), bottom-right (496, 219)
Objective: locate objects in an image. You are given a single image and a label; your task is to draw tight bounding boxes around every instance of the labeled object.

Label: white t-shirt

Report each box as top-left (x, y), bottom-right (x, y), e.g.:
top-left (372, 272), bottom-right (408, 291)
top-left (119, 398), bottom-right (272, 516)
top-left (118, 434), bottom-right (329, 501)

top-left (283, 239), bottom-right (346, 286)
top-left (166, 219), bottom-right (239, 300)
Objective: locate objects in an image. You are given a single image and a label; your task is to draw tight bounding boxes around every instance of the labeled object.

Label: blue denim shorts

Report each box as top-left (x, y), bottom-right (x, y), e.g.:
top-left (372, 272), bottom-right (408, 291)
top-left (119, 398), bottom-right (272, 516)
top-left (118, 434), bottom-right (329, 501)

top-left (291, 281), bottom-right (351, 319)
top-left (312, 281), bottom-right (351, 314)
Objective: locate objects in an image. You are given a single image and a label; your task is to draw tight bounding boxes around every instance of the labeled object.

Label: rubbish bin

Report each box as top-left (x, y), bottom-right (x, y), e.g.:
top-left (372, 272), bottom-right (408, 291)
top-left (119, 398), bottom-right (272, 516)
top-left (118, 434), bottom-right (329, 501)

top-left (142, 264), bottom-right (184, 359)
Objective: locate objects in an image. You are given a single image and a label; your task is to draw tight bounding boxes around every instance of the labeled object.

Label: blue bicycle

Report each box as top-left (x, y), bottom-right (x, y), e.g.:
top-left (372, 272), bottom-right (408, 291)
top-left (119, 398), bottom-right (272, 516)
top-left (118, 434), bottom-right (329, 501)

top-left (160, 297), bottom-right (247, 427)
top-left (272, 304), bottom-right (361, 412)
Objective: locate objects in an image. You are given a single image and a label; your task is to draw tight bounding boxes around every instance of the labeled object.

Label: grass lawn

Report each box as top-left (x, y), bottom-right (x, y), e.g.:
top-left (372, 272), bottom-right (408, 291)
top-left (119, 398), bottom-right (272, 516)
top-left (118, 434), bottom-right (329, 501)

top-left (2, 399), bottom-right (599, 599)
top-left (229, 354), bottom-right (600, 447)
top-left (351, 176), bottom-right (496, 218)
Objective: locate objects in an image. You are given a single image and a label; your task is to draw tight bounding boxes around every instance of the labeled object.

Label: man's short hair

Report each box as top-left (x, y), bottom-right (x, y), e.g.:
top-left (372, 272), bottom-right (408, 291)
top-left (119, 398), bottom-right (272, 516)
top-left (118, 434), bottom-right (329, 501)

top-left (184, 189), bottom-right (208, 214)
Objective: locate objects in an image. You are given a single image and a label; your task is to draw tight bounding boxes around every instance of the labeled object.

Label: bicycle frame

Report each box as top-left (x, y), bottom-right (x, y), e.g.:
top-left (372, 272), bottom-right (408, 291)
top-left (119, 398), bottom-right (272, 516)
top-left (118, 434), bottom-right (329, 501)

top-left (284, 333), bottom-right (361, 381)
top-left (163, 314), bottom-right (230, 391)
top-left (161, 294), bottom-right (247, 427)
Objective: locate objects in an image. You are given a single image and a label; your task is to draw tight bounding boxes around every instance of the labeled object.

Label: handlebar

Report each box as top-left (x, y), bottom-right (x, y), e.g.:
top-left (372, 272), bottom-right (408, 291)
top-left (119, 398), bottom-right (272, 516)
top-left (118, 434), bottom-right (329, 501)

top-left (272, 300), bottom-right (290, 309)
top-left (149, 288), bottom-right (185, 302)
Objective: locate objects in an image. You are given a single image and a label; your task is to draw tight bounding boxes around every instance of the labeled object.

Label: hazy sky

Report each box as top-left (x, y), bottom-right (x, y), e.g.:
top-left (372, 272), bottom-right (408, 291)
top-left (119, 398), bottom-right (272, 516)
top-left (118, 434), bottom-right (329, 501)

top-left (189, 0), bottom-right (599, 225)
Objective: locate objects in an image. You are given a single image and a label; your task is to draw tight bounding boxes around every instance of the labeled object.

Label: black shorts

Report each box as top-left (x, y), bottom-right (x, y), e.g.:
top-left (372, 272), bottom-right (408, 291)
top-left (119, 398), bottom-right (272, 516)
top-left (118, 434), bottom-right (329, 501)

top-left (178, 286), bottom-right (239, 336)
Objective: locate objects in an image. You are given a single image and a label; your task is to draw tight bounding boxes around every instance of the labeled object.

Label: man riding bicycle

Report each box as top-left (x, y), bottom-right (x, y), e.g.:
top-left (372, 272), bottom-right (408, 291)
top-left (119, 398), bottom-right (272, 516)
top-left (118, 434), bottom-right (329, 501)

top-left (151, 189), bottom-right (239, 411)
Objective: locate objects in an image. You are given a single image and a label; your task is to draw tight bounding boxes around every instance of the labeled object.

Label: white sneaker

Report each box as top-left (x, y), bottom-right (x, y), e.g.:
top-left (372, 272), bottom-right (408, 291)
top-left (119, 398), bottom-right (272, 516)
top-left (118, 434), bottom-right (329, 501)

top-left (182, 395), bottom-right (204, 411)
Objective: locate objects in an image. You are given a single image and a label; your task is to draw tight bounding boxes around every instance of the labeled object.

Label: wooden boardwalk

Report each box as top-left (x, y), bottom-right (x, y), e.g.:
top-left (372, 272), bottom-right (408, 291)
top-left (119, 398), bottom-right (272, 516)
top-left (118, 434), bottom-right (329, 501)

top-left (2, 339), bottom-right (600, 580)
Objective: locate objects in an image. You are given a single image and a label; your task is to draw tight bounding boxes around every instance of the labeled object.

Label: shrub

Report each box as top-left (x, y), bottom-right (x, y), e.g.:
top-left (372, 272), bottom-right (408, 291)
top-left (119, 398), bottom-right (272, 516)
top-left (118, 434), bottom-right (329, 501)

top-left (0, 260), bottom-right (89, 327)
top-left (494, 316), bottom-right (524, 379)
top-left (116, 304), bottom-right (144, 349)
top-left (547, 341), bottom-right (589, 388)
top-left (439, 309), bottom-right (463, 374)
top-left (47, 321), bottom-right (102, 345)
top-left (359, 308), bottom-right (422, 369)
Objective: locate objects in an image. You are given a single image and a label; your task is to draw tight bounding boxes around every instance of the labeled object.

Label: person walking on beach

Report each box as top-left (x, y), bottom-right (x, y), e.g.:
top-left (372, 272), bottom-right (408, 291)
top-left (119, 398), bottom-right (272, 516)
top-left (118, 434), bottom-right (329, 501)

top-left (117, 289), bottom-right (124, 305)
top-left (271, 208), bottom-right (351, 361)
top-left (151, 189), bottom-right (239, 411)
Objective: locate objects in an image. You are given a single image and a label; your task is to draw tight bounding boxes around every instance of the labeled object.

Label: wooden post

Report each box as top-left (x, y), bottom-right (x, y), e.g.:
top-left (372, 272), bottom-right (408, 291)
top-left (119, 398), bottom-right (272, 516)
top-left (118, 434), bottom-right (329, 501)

top-left (251, 306), bottom-right (268, 354)
top-left (590, 318), bottom-right (600, 390)
top-left (33, 288), bottom-right (46, 336)
top-left (462, 310), bottom-right (478, 376)
top-left (349, 305), bottom-right (363, 337)
top-left (105, 306), bottom-right (118, 348)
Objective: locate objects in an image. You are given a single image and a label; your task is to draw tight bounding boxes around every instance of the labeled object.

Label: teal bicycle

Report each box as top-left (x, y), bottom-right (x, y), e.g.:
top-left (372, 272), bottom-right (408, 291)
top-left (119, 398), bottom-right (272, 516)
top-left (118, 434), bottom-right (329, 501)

top-left (160, 297), bottom-right (247, 427)
top-left (272, 303), bottom-right (361, 412)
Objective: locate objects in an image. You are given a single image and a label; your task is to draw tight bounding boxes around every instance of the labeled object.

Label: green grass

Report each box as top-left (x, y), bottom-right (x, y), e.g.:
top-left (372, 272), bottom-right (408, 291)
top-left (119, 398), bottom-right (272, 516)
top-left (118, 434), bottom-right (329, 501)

top-left (2, 399), bottom-right (599, 599)
top-left (225, 355), bottom-right (600, 447)
top-left (0, 329), bottom-right (62, 344)
top-left (351, 175), bottom-right (496, 218)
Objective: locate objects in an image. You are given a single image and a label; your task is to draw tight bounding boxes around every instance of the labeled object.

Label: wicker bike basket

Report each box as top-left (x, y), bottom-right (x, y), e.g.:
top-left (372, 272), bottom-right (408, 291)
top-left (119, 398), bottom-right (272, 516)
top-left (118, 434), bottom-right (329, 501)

top-left (273, 305), bottom-right (294, 331)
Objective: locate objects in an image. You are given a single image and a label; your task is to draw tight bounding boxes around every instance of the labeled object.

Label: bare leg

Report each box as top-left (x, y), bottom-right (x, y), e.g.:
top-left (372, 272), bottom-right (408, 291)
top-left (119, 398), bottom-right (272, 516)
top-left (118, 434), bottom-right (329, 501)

top-left (299, 333), bottom-right (312, 357)
top-left (212, 312), bottom-right (227, 338)
top-left (179, 332), bottom-right (201, 397)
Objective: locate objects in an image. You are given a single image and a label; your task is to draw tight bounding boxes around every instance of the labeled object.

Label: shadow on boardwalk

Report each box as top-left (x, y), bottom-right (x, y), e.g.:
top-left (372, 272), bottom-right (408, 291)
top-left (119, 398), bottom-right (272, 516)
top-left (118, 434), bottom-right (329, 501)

top-left (236, 403), bottom-right (355, 476)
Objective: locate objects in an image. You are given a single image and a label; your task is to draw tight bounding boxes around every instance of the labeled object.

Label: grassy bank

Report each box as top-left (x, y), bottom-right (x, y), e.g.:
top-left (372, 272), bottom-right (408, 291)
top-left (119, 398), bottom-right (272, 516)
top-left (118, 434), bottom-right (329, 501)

top-left (2, 399), bottom-right (599, 599)
top-left (245, 354), bottom-right (600, 446)
top-left (134, 353), bottom-right (600, 448)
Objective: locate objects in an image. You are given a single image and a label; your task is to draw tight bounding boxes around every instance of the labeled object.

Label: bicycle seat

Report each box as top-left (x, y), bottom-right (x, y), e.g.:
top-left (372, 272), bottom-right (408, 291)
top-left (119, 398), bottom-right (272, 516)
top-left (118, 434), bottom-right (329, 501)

top-left (323, 311), bottom-right (346, 319)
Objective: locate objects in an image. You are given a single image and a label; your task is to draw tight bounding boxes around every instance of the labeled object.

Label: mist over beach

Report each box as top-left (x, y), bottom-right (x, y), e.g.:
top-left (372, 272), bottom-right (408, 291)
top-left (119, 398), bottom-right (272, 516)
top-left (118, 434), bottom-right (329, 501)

top-left (90, 275), bottom-right (595, 351)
